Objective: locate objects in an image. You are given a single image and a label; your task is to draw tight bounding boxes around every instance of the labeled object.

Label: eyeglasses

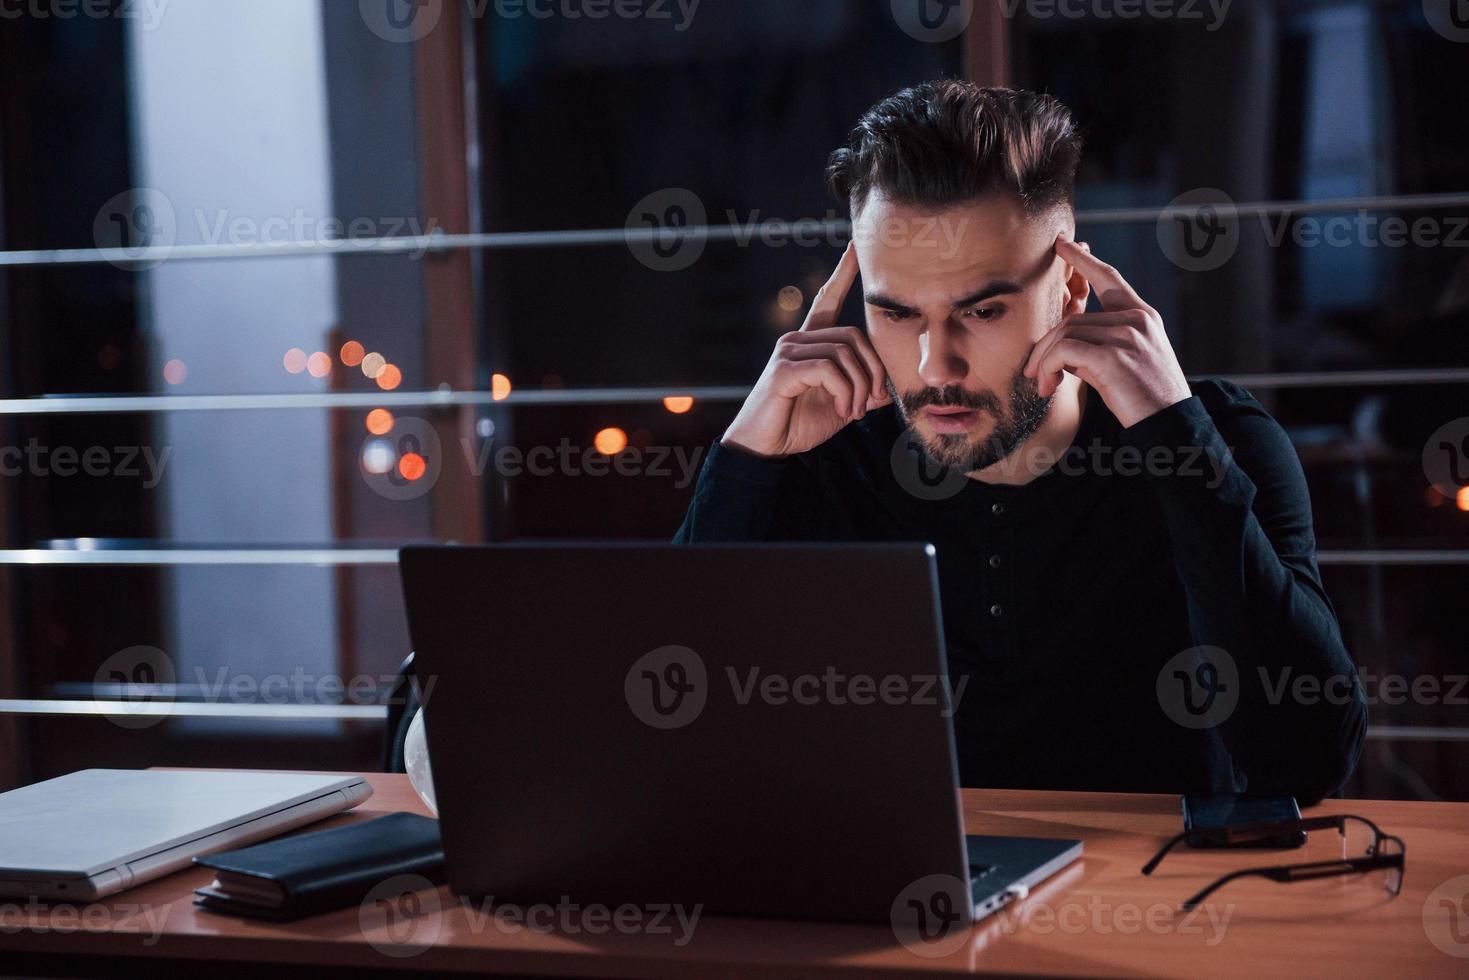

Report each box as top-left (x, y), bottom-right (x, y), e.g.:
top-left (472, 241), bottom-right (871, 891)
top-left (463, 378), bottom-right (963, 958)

top-left (1141, 814), bottom-right (1405, 909)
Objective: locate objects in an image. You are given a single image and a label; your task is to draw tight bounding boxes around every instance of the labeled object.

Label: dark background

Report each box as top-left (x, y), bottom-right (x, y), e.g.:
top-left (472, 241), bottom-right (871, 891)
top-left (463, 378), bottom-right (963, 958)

top-left (0, 0), bottom-right (1466, 801)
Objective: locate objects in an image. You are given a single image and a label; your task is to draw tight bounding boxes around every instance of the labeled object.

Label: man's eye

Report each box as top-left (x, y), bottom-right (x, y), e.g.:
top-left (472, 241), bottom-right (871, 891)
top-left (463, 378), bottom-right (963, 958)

top-left (965, 305), bottom-right (1004, 322)
top-left (881, 309), bottom-right (916, 322)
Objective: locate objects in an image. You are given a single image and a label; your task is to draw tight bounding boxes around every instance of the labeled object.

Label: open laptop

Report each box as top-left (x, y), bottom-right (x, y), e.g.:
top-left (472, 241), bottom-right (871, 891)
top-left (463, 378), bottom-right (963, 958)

top-left (0, 769), bottom-right (372, 900)
top-left (400, 543), bottom-right (1080, 926)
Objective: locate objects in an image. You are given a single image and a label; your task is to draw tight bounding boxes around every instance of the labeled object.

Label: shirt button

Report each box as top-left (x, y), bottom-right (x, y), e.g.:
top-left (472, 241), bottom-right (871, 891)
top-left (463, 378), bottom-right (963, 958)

top-left (990, 502), bottom-right (1005, 516)
top-left (989, 603), bottom-right (1004, 617)
top-left (988, 554), bottom-right (1002, 569)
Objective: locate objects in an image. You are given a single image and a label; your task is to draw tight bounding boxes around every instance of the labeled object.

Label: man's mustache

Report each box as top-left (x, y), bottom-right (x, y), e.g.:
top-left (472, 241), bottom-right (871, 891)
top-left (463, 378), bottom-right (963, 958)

top-left (899, 385), bottom-right (1002, 416)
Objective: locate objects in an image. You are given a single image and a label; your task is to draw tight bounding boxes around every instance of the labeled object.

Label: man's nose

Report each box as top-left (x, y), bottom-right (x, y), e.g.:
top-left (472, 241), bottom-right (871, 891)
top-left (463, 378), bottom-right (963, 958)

top-left (917, 320), bottom-right (969, 390)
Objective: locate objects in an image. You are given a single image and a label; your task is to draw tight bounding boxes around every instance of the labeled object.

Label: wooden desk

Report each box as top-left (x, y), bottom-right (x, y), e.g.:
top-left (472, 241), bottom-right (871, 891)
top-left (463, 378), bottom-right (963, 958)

top-left (3, 772), bottom-right (1467, 978)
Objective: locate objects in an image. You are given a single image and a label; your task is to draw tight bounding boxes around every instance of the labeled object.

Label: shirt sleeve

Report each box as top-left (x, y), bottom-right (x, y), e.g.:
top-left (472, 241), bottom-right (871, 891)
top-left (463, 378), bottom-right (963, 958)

top-left (1119, 385), bottom-right (1368, 804)
top-left (673, 440), bottom-right (851, 543)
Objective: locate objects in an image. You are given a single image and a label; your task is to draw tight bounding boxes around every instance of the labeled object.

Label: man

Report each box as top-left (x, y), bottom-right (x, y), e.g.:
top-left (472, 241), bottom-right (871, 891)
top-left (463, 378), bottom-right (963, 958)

top-left (675, 80), bottom-right (1366, 803)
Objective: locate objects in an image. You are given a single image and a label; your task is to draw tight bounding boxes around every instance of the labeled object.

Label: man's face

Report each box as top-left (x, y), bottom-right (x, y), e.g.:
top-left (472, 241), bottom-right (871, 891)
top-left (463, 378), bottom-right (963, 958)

top-left (854, 192), bottom-right (1083, 472)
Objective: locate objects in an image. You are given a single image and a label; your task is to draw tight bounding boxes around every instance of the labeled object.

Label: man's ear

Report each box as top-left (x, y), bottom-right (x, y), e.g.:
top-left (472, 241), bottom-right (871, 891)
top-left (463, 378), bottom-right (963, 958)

top-left (1062, 256), bottom-right (1090, 316)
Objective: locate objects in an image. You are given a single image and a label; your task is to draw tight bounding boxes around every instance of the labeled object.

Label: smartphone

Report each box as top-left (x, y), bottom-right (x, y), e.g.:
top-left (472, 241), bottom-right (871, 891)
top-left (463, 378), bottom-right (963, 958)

top-left (1181, 793), bottom-right (1308, 848)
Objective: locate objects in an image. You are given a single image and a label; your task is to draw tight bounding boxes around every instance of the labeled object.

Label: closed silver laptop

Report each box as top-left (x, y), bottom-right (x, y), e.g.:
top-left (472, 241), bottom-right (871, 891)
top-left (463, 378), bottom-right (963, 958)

top-left (0, 769), bottom-right (372, 900)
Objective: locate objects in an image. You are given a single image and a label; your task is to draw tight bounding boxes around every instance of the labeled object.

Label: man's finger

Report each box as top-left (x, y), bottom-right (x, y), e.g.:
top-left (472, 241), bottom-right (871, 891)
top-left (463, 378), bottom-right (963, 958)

top-left (1055, 238), bottom-right (1150, 314)
top-left (791, 359), bottom-right (856, 420)
top-left (799, 325), bottom-right (887, 401)
top-left (784, 342), bottom-right (871, 419)
top-left (1034, 337), bottom-right (1105, 398)
top-left (1023, 313), bottom-right (1135, 378)
top-left (801, 242), bottom-right (859, 332)
top-left (1026, 322), bottom-right (1118, 387)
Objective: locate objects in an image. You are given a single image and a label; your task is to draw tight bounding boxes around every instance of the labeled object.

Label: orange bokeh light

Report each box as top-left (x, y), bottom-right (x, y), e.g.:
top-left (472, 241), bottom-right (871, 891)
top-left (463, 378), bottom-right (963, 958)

top-left (594, 427), bottom-right (628, 456)
top-left (376, 364), bottom-right (403, 391)
top-left (1458, 486), bottom-right (1469, 512)
top-left (366, 409), bottom-right (395, 435)
top-left (307, 352), bottom-right (332, 378)
top-left (283, 348), bottom-right (307, 374)
top-left (340, 341), bottom-right (366, 367)
top-left (663, 396), bottom-right (694, 415)
top-left (398, 452), bottom-right (427, 481)
top-left (163, 359), bottom-right (187, 385)
top-left (491, 373), bottom-right (513, 401)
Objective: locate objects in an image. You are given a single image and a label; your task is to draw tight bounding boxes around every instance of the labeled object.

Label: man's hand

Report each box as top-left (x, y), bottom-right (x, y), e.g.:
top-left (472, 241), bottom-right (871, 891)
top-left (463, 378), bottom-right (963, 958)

top-left (722, 243), bottom-right (891, 458)
top-left (1023, 238), bottom-right (1192, 429)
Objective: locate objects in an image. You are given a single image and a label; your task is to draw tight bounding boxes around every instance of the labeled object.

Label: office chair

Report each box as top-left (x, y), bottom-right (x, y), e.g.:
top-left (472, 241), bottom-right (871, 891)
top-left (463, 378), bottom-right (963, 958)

top-left (382, 650), bottom-right (422, 773)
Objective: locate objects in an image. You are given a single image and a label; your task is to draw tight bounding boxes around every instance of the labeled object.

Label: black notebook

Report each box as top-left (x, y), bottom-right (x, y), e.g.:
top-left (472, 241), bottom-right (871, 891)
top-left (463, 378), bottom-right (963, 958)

top-left (192, 812), bottom-right (444, 922)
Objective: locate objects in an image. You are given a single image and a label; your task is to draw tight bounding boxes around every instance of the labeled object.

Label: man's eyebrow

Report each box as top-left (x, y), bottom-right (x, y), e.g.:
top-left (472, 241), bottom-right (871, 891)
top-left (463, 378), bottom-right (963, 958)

top-left (863, 280), bottom-right (1023, 314)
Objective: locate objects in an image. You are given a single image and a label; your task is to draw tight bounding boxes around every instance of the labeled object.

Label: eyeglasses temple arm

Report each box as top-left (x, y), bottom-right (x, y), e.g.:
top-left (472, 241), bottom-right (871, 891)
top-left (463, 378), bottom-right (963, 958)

top-left (1181, 868), bottom-right (1281, 909)
top-left (1141, 832), bottom-right (1193, 876)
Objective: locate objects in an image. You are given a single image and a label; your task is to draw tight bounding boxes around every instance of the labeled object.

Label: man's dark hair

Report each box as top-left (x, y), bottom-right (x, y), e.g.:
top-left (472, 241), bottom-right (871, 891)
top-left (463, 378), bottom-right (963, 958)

top-left (826, 80), bottom-right (1082, 217)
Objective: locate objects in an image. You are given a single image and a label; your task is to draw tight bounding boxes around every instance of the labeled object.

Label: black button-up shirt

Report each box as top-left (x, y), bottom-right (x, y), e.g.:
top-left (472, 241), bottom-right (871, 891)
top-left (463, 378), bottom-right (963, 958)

top-left (674, 379), bottom-right (1366, 803)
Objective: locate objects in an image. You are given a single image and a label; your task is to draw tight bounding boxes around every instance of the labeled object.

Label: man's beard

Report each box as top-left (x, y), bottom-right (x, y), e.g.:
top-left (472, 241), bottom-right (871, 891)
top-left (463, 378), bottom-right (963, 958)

top-left (890, 360), bottom-right (1053, 473)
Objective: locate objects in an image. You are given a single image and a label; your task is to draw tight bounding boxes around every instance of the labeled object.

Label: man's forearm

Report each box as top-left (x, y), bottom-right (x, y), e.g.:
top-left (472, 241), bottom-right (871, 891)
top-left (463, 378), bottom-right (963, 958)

top-left (673, 441), bottom-right (795, 542)
top-left (1121, 395), bottom-right (1367, 802)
